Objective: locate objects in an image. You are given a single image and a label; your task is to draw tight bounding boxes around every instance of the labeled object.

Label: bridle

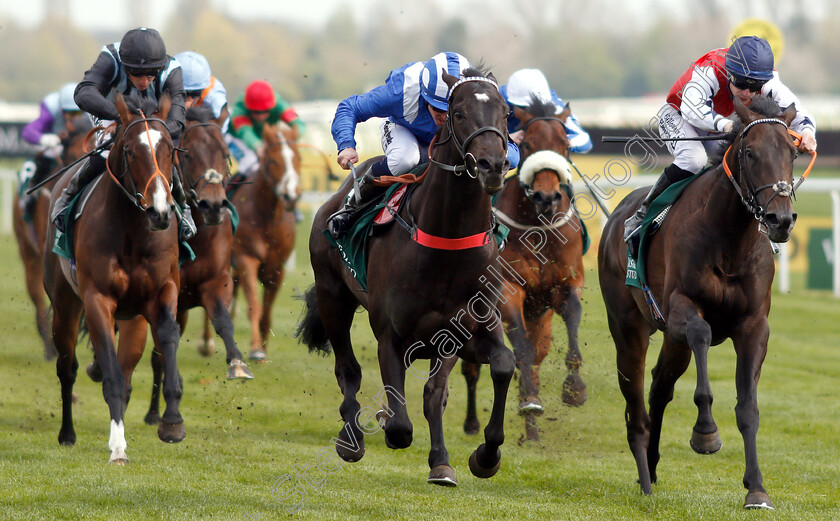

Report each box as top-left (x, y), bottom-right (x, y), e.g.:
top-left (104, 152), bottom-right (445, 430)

top-left (174, 121), bottom-right (230, 203)
top-left (106, 113), bottom-right (172, 210)
top-left (430, 76), bottom-right (508, 178)
top-left (722, 118), bottom-right (816, 232)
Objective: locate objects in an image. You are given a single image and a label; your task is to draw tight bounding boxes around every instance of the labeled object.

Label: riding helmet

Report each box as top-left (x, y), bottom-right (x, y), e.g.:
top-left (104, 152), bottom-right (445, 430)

top-left (506, 69), bottom-right (552, 107)
top-left (175, 51), bottom-right (212, 91)
top-left (725, 36), bottom-right (774, 81)
top-left (420, 52), bottom-right (471, 111)
top-left (244, 80), bottom-right (276, 112)
top-left (119, 27), bottom-right (168, 70)
top-left (58, 82), bottom-right (80, 112)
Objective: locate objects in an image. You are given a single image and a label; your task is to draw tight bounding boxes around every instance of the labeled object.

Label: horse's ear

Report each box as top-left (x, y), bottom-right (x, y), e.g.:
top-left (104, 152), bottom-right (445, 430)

top-left (732, 96), bottom-right (754, 124)
top-left (487, 72), bottom-right (497, 84)
top-left (781, 103), bottom-right (797, 126)
top-left (155, 92), bottom-right (171, 122)
top-left (442, 70), bottom-right (459, 89)
top-left (262, 123), bottom-right (276, 143)
top-left (558, 102), bottom-right (572, 123)
top-left (115, 92), bottom-right (132, 124)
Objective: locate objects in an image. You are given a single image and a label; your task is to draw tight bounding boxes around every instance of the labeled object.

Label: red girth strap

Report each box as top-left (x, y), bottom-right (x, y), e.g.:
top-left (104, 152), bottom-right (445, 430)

top-left (412, 228), bottom-right (491, 250)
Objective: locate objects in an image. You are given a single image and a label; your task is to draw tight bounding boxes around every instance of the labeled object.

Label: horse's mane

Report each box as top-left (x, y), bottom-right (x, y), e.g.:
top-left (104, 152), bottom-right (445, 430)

top-left (524, 95), bottom-right (557, 118)
top-left (186, 105), bottom-right (213, 123)
top-left (122, 93), bottom-right (162, 119)
top-left (707, 95), bottom-right (783, 166)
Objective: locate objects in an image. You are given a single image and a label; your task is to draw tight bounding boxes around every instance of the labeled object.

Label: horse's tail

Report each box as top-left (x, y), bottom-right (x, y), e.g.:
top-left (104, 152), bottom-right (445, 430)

top-left (294, 285), bottom-right (331, 355)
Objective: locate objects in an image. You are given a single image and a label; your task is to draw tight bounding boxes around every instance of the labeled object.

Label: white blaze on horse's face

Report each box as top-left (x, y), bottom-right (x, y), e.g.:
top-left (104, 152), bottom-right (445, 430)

top-left (474, 93), bottom-right (490, 102)
top-left (274, 132), bottom-right (300, 200)
top-left (138, 128), bottom-right (170, 213)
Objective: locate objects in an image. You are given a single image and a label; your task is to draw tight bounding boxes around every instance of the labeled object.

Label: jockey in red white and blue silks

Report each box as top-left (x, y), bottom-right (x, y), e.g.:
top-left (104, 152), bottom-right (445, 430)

top-left (331, 51), bottom-right (519, 178)
top-left (500, 68), bottom-right (593, 154)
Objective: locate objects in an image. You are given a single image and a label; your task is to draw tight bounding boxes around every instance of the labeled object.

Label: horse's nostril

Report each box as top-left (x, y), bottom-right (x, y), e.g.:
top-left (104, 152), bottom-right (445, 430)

top-left (477, 159), bottom-right (492, 172)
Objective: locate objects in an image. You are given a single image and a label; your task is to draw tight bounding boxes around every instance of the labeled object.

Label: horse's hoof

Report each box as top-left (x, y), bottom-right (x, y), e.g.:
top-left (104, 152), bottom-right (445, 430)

top-left (109, 450), bottom-right (129, 465)
top-left (744, 491), bottom-right (775, 510)
top-left (518, 397), bottom-right (544, 416)
top-left (562, 375), bottom-right (588, 407)
top-left (468, 445), bottom-right (501, 479)
top-left (427, 465), bottom-right (457, 487)
top-left (690, 429), bottom-right (722, 454)
top-left (197, 338), bottom-right (215, 357)
top-left (227, 359), bottom-right (254, 380)
top-left (86, 361), bottom-right (103, 382)
top-left (143, 411), bottom-right (160, 426)
top-left (158, 421), bottom-right (186, 443)
top-left (335, 439), bottom-right (365, 462)
top-left (248, 350), bottom-right (267, 361)
top-left (58, 430), bottom-right (76, 447)
top-left (463, 418), bottom-right (480, 436)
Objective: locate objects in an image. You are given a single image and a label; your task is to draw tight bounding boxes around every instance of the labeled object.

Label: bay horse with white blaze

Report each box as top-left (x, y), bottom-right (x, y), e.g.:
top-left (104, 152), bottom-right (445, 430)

top-left (230, 123), bottom-right (300, 360)
top-left (462, 97), bottom-right (587, 442)
top-left (598, 97), bottom-right (808, 509)
top-left (43, 92), bottom-right (184, 463)
top-left (298, 68), bottom-right (514, 486)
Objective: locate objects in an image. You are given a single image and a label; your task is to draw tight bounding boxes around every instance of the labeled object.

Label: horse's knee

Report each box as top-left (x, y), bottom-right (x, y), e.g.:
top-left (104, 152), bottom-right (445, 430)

top-left (490, 348), bottom-right (516, 381)
top-left (686, 319), bottom-right (712, 348)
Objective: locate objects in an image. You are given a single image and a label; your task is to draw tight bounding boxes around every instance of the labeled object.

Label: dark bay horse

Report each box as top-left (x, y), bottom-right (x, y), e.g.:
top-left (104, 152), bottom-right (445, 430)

top-left (230, 123), bottom-right (300, 360)
top-left (43, 92), bottom-right (184, 463)
top-left (13, 115), bottom-right (92, 359)
top-left (598, 97), bottom-right (804, 508)
top-left (298, 69), bottom-right (514, 486)
top-left (462, 98), bottom-right (587, 442)
top-left (142, 106), bottom-right (252, 426)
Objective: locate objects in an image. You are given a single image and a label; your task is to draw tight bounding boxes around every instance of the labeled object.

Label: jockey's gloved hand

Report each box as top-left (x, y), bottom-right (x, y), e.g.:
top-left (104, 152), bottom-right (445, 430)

top-left (39, 133), bottom-right (61, 149)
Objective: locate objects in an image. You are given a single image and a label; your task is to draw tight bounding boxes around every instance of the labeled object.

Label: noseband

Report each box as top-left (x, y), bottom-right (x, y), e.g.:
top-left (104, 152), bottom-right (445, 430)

top-left (431, 77), bottom-right (507, 178)
top-left (107, 114), bottom-right (172, 210)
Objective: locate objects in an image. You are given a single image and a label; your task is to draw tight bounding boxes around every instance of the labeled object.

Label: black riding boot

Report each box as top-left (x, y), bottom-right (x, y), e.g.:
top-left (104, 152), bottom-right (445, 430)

top-left (171, 168), bottom-right (196, 241)
top-left (52, 153), bottom-right (106, 233)
top-left (327, 167), bottom-right (386, 240)
top-left (623, 163), bottom-right (693, 242)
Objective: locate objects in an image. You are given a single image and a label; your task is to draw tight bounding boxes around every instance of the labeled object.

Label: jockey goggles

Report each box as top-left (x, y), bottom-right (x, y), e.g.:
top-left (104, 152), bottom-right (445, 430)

top-left (729, 74), bottom-right (766, 93)
top-left (125, 67), bottom-right (161, 79)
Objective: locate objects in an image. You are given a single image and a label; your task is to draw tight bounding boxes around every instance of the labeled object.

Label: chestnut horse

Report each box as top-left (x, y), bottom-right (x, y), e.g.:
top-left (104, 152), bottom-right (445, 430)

top-left (462, 98), bottom-right (587, 442)
top-left (140, 107), bottom-right (253, 426)
top-left (230, 123), bottom-right (300, 360)
top-left (297, 69), bottom-right (514, 486)
top-left (43, 93), bottom-right (184, 463)
top-left (598, 97), bottom-right (807, 508)
top-left (13, 114), bottom-right (92, 359)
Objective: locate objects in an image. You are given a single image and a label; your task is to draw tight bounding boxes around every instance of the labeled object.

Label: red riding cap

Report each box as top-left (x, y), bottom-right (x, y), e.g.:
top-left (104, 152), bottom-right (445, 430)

top-left (244, 80), bottom-right (276, 112)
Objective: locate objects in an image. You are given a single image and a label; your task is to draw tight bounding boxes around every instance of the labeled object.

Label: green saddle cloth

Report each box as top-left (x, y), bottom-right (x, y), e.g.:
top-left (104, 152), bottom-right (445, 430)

top-left (625, 169), bottom-right (709, 289)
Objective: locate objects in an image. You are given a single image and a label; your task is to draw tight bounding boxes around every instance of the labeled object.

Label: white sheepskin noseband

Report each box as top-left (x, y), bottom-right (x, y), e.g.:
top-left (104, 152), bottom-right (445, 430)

top-left (518, 150), bottom-right (572, 185)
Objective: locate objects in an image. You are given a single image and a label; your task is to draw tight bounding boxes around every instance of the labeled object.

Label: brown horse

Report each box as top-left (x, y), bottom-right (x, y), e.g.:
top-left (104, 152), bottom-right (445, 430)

top-left (13, 115), bottom-right (92, 359)
top-left (141, 106), bottom-right (253, 426)
top-left (462, 98), bottom-right (586, 442)
top-left (297, 69), bottom-right (514, 486)
top-left (230, 123), bottom-right (300, 360)
top-left (43, 92), bottom-right (185, 463)
top-left (598, 97), bottom-right (804, 508)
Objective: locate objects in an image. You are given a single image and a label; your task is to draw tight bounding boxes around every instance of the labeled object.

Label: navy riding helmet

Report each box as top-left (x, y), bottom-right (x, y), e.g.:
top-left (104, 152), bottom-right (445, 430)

top-left (725, 36), bottom-right (774, 82)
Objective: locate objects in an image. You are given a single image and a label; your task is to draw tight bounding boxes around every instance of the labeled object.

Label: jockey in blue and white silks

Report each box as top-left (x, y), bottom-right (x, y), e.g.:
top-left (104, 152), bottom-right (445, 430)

top-left (500, 68), bottom-right (592, 154)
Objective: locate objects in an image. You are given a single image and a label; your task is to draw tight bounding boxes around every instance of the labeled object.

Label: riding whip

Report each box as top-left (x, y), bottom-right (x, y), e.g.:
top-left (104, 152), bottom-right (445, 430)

top-left (567, 157), bottom-right (612, 218)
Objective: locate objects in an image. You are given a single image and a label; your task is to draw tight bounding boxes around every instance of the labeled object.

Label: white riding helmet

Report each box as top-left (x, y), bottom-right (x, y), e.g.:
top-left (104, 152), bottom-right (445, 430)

top-left (175, 51), bottom-right (212, 91)
top-left (506, 69), bottom-right (552, 107)
top-left (59, 82), bottom-right (80, 112)
top-left (420, 52), bottom-right (471, 111)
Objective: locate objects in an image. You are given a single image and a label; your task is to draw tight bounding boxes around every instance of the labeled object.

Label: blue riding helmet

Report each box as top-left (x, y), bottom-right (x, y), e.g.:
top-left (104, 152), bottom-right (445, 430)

top-left (175, 51), bottom-right (212, 91)
top-left (725, 36), bottom-right (774, 81)
top-left (420, 52), bottom-right (471, 111)
top-left (59, 82), bottom-right (80, 111)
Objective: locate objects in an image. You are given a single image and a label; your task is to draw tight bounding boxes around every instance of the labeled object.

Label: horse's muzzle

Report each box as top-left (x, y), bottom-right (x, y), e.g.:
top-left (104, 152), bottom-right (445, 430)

top-left (532, 191), bottom-right (564, 216)
top-left (146, 206), bottom-right (173, 231)
top-left (197, 198), bottom-right (225, 226)
top-left (765, 211), bottom-right (797, 242)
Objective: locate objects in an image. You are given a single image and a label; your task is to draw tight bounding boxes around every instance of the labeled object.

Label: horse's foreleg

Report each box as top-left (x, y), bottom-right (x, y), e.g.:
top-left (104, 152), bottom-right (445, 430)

top-left (461, 361), bottom-right (481, 435)
top-left (554, 286), bottom-right (587, 406)
top-left (608, 311), bottom-right (653, 494)
top-left (148, 281), bottom-right (185, 444)
top-left (116, 317), bottom-right (149, 412)
top-left (201, 286), bottom-right (251, 379)
top-left (236, 256), bottom-right (264, 358)
top-left (425, 356), bottom-right (459, 486)
top-left (647, 335), bottom-right (691, 484)
top-left (144, 343), bottom-right (163, 425)
top-left (732, 316), bottom-right (773, 509)
top-left (83, 293), bottom-right (127, 464)
top-left (522, 310), bottom-right (553, 441)
top-left (667, 293), bottom-right (719, 455)
top-left (469, 332), bottom-right (514, 479)
top-left (20, 246), bottom-right (54, 359)
top-left (258, 266), bottom-right (285, 357)
top-left (500, 296), bottom-right (539, 414)
top-left (198, 309), bottom-right (215, 357)
top-left (377, 332), bottom-right (412, 450)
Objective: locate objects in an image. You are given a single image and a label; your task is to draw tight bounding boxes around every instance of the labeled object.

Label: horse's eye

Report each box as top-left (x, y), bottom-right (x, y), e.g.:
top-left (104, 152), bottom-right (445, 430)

top-left (453, 110), bottom-right (464, 121)
top-left (745, 149), bottom-right (755, 161)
